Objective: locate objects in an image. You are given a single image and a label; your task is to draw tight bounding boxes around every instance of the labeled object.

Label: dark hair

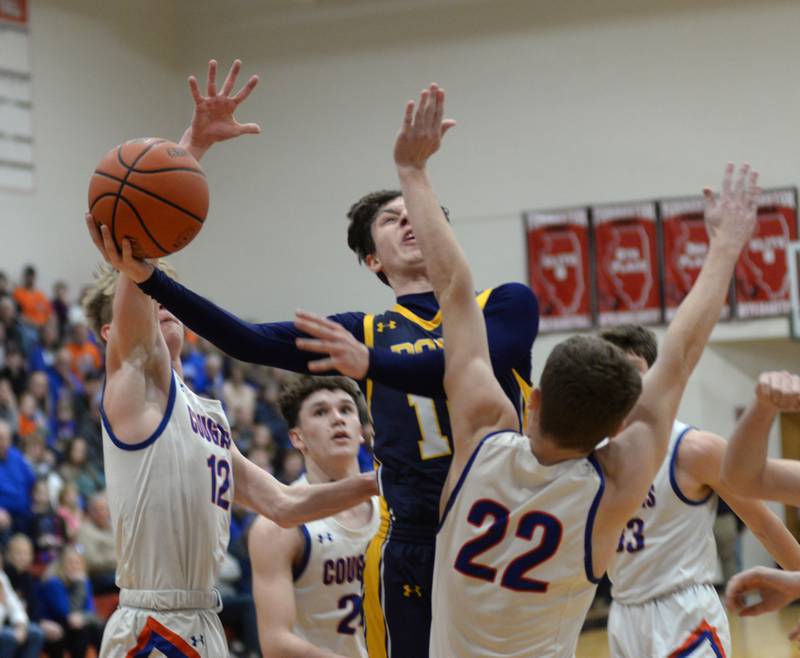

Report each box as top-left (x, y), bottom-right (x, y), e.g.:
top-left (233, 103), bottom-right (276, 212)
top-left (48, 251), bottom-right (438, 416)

top-left (278, 375), bottom-right (365, 429)
top-left (346, 189), bottom-right (451, 287)
top-left (346, 190), bottom-right (402, 286)
top-left (599, 324), bottom-right (658, 368)
top-left (538, 335), bottom-right (642, 451)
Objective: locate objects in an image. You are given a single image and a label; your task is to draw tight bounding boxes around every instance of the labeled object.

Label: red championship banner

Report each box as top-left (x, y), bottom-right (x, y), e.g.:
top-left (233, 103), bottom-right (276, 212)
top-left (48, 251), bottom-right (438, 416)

top-left (735, 188), bottom-right (798, 318)
top-left (525, 208), bottom-right (593, 332)
top-left (593, 202), bottom-right (661, 326)
top-left (659, 196), bottom-right (731, 321)
top-left (0, 0), bottom-right (28, 24)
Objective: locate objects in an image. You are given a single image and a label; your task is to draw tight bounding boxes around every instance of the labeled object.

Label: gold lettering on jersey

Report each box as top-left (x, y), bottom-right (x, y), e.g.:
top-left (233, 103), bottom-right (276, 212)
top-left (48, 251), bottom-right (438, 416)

top-left (390, 338), bottom-right (444, 355)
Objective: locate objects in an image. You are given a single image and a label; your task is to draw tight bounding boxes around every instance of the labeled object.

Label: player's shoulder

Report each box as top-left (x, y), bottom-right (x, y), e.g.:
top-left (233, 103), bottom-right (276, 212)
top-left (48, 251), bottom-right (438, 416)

top-left (484, 282), bottom-right (539, 315)
top-left (249, 514), bottom-right (304, 558)
top-left (674, 427), bottom-right (725, 474)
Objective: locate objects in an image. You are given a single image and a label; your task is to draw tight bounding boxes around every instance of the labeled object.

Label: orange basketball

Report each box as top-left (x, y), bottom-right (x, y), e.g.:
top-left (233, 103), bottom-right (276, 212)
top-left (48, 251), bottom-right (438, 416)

top-left (88, 138), bottom-right (209, 258)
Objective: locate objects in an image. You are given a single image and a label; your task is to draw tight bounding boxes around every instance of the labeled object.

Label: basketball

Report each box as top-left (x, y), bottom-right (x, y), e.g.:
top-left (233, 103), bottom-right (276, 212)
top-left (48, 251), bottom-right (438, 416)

top-left (87, 138), bottom-right (209, 258)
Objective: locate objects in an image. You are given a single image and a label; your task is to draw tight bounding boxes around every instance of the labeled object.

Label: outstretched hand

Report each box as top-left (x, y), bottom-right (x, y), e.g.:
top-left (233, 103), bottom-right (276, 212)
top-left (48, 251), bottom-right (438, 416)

top-left (755, 371), bottom-right (800, 413)
top-left (703, 162), bottom-right (760, 249)
top-left (394, 83), bottom-right (456, 171)
top-left (294, 311), bottom-right (369, 379)
top-left (85, 214), bottom-right (154, 284)
top-left (181, 59), bottom-right (261, 161)
top-left (725, 566), bottom-right (800, 618)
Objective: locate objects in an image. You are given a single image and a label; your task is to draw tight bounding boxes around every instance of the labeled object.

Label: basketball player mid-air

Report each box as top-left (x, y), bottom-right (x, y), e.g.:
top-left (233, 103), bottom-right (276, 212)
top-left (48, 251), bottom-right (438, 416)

top-left (599, 325), bottom-right (800, 657)
top-left (81, 243), bottom-right (377, 657)
top-left (249, 375), bottom-right (379, 658)
top-left (87, 59), bottom-right (539, 658)
top-left (388, 82), bottom-right (759, 656)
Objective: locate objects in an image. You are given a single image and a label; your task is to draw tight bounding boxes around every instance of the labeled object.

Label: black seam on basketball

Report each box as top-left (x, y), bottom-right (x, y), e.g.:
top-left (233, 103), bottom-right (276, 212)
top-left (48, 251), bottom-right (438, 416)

top-left (127, 166), bottom-right (206, 178)
top-left (116, 195), bottom-right (169, 256)
top-left (116, 139), bottom-right (167, 169)
top-left (89, 192), bottom-right (119, 212)
top-left (94, 170), bottom-right (205, 224)
top-left (112, 141), bottom-right (163, 251)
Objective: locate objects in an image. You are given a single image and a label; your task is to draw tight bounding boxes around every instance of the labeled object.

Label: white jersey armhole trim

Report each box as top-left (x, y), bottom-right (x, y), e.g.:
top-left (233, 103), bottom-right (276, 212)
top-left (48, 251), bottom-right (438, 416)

top-left (584, 452), bottom-right (606, 584)
top-left (100, 370), bottom-right (177, 452)
top-left (437, 428), bottom-right (518, 531)
top-left (669, 426), bottom-right (714, 506)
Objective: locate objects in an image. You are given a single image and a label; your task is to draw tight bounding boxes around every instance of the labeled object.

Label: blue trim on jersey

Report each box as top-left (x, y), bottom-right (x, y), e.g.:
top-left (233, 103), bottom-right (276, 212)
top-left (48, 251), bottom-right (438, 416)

top-left (669, 426), bottom-right (714, 506)
top-left (100, 370), bottom-right (177, 451)
top-left (584, 452), bottom-right (606, 584)
top-left (292, 524), bottom-right (312, 582)
top-left (131, 632), bottom-right (193, 658)
top-left (437, 429), bottom-right (517, 532)
top-left (673, 630), bottom-right (725, 657)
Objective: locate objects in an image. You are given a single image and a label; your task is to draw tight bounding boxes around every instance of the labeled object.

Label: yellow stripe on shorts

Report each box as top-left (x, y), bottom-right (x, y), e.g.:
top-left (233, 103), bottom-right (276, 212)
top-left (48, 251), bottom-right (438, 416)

top-left (364, 496), bottom-right (391, 658)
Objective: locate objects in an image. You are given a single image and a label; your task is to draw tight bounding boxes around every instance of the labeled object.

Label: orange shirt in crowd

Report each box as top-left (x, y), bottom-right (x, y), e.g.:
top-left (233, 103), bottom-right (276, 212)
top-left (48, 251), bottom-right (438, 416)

top-left (67, 342), bottom-right (102, 380)
top-left (12, 287), bottom-right (52, 327)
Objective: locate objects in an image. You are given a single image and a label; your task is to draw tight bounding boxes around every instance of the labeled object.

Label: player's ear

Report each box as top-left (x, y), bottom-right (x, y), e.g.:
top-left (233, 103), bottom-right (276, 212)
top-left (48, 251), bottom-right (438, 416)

top-left (364, 253), bottom-right (383, 276)
top-left (100, 324), bottom-right (111, 343)
top-left (288, 428), bottom-right (306, 453)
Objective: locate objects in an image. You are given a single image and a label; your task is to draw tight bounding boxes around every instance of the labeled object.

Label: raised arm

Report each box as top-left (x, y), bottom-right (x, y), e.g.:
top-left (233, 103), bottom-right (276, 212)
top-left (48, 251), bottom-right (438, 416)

top-left (249, 517), bottom-right (347, 658)
top-left (88, 218), bottom-right (172, 444)
top-left (599, 164), bottom-right (759, 517)
top-left (177, 59), bottom-right (261, 162)
top-left (394, 84), bottom-right (518, 473)
top-left (231, 443), bottom-right (377, 527)
top-left (720, 370), bottom-right (800, 504)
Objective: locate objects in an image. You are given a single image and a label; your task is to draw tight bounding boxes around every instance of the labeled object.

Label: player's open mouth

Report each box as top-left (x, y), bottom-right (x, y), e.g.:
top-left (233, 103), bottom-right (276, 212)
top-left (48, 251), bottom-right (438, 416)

top-left (332, 431), bottom-right (351, 442)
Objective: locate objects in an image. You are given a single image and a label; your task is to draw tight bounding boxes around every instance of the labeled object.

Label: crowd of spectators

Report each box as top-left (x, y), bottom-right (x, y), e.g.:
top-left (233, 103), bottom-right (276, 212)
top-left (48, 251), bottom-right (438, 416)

top-left (0, 264), bottom-right (315, 658)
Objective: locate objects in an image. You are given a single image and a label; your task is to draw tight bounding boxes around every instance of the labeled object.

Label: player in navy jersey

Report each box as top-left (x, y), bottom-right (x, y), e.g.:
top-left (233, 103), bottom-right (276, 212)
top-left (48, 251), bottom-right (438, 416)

top-left (85, 61), bottom-right (538, 658)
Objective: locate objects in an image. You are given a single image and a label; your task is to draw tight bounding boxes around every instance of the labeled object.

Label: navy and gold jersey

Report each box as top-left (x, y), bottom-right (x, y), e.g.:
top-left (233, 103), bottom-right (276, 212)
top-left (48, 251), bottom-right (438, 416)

top-left (364, 287), bottom-right (532, 534)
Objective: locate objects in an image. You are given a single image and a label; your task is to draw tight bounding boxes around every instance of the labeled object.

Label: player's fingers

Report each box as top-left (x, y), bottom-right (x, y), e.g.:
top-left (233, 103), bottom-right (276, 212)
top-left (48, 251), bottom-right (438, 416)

top-left (207, 59), bottom-right (218, 96)
top-left (236, 122), bottom-right (262, 136)
top-left (441, 119), bottom-right (457, 137)
top-left (99, 225), bottom-right (121, 263)
top-left (721, 162), bottom-right (735, 198)
top-left (308, 357), bottom-right (336, 373)
top-left (402, 100), bottom-right (415, 131)
top-left (433, 88), bottom-right (445, 130)
top-left (296, 309), bottom-right (343, 332)
top-left (188, 76), bottom-right (203, 105)
top-left (295, 337), bottom-right (335, 354)
top-left (738, 601), bottom-right (772, 617)
top-left (294, 315), bottom-right (340, 341)
top-left (85, 215), bottom-right (110, 260)
top-left (424, 83), bottom-right (439, 129)
top-left (233, 75), bottom-right (259, 105)
top-left (121, 238), bottom-right (134, 262)
top-left (221, 59), bottom-right (241, 97)
top-left (415, 89), bottom-right (430, 129)
top-left (734, 162), bottom-right (750, 197)
top-left (788, 622), bottom-right (800, 641)
top-left (702, 187), bottom-right (716, 212)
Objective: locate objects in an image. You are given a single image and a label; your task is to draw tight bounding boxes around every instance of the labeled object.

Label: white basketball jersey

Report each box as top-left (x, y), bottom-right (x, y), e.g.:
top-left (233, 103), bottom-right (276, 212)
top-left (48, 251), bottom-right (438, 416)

top-left (608, 420), bottom-right (718, 605)
top-left (101, 371), bottom-right (232, 592)
top-left (431, 431), bottom-right (605, 658)
top-left (292, 475), bottom-right (380, 658)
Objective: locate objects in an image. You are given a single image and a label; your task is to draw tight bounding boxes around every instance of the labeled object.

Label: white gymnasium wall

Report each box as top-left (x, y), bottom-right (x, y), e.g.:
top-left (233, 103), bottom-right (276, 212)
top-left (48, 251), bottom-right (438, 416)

top-left (0, 0), bottom-right (183, 291)
top-left (4, 0), bottom-right (800, 567)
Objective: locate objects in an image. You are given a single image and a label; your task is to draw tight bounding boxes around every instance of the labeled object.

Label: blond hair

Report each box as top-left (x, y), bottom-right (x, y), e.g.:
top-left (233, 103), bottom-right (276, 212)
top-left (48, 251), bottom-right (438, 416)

top-left (82, 261), bottom-right (177, 341)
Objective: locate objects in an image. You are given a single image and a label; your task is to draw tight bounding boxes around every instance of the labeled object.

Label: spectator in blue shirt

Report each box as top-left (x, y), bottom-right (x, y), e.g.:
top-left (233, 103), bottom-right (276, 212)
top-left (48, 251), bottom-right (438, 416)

top-left (0, 419), bottom-right (35, 537)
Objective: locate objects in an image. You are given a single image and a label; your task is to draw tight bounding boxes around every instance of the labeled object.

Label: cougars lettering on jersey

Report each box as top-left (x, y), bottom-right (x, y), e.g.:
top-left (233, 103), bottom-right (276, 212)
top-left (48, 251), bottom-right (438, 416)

top-left (593, 202), bottom-right (662, 326)
top-left (525, 208), bottom-right (593, 331)
top-left (293, 476), bottom-right (379, 658)
top-left (659, 197), bottom-right (733, 321)
top-left (735, 188), bottom-right (799, 318)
